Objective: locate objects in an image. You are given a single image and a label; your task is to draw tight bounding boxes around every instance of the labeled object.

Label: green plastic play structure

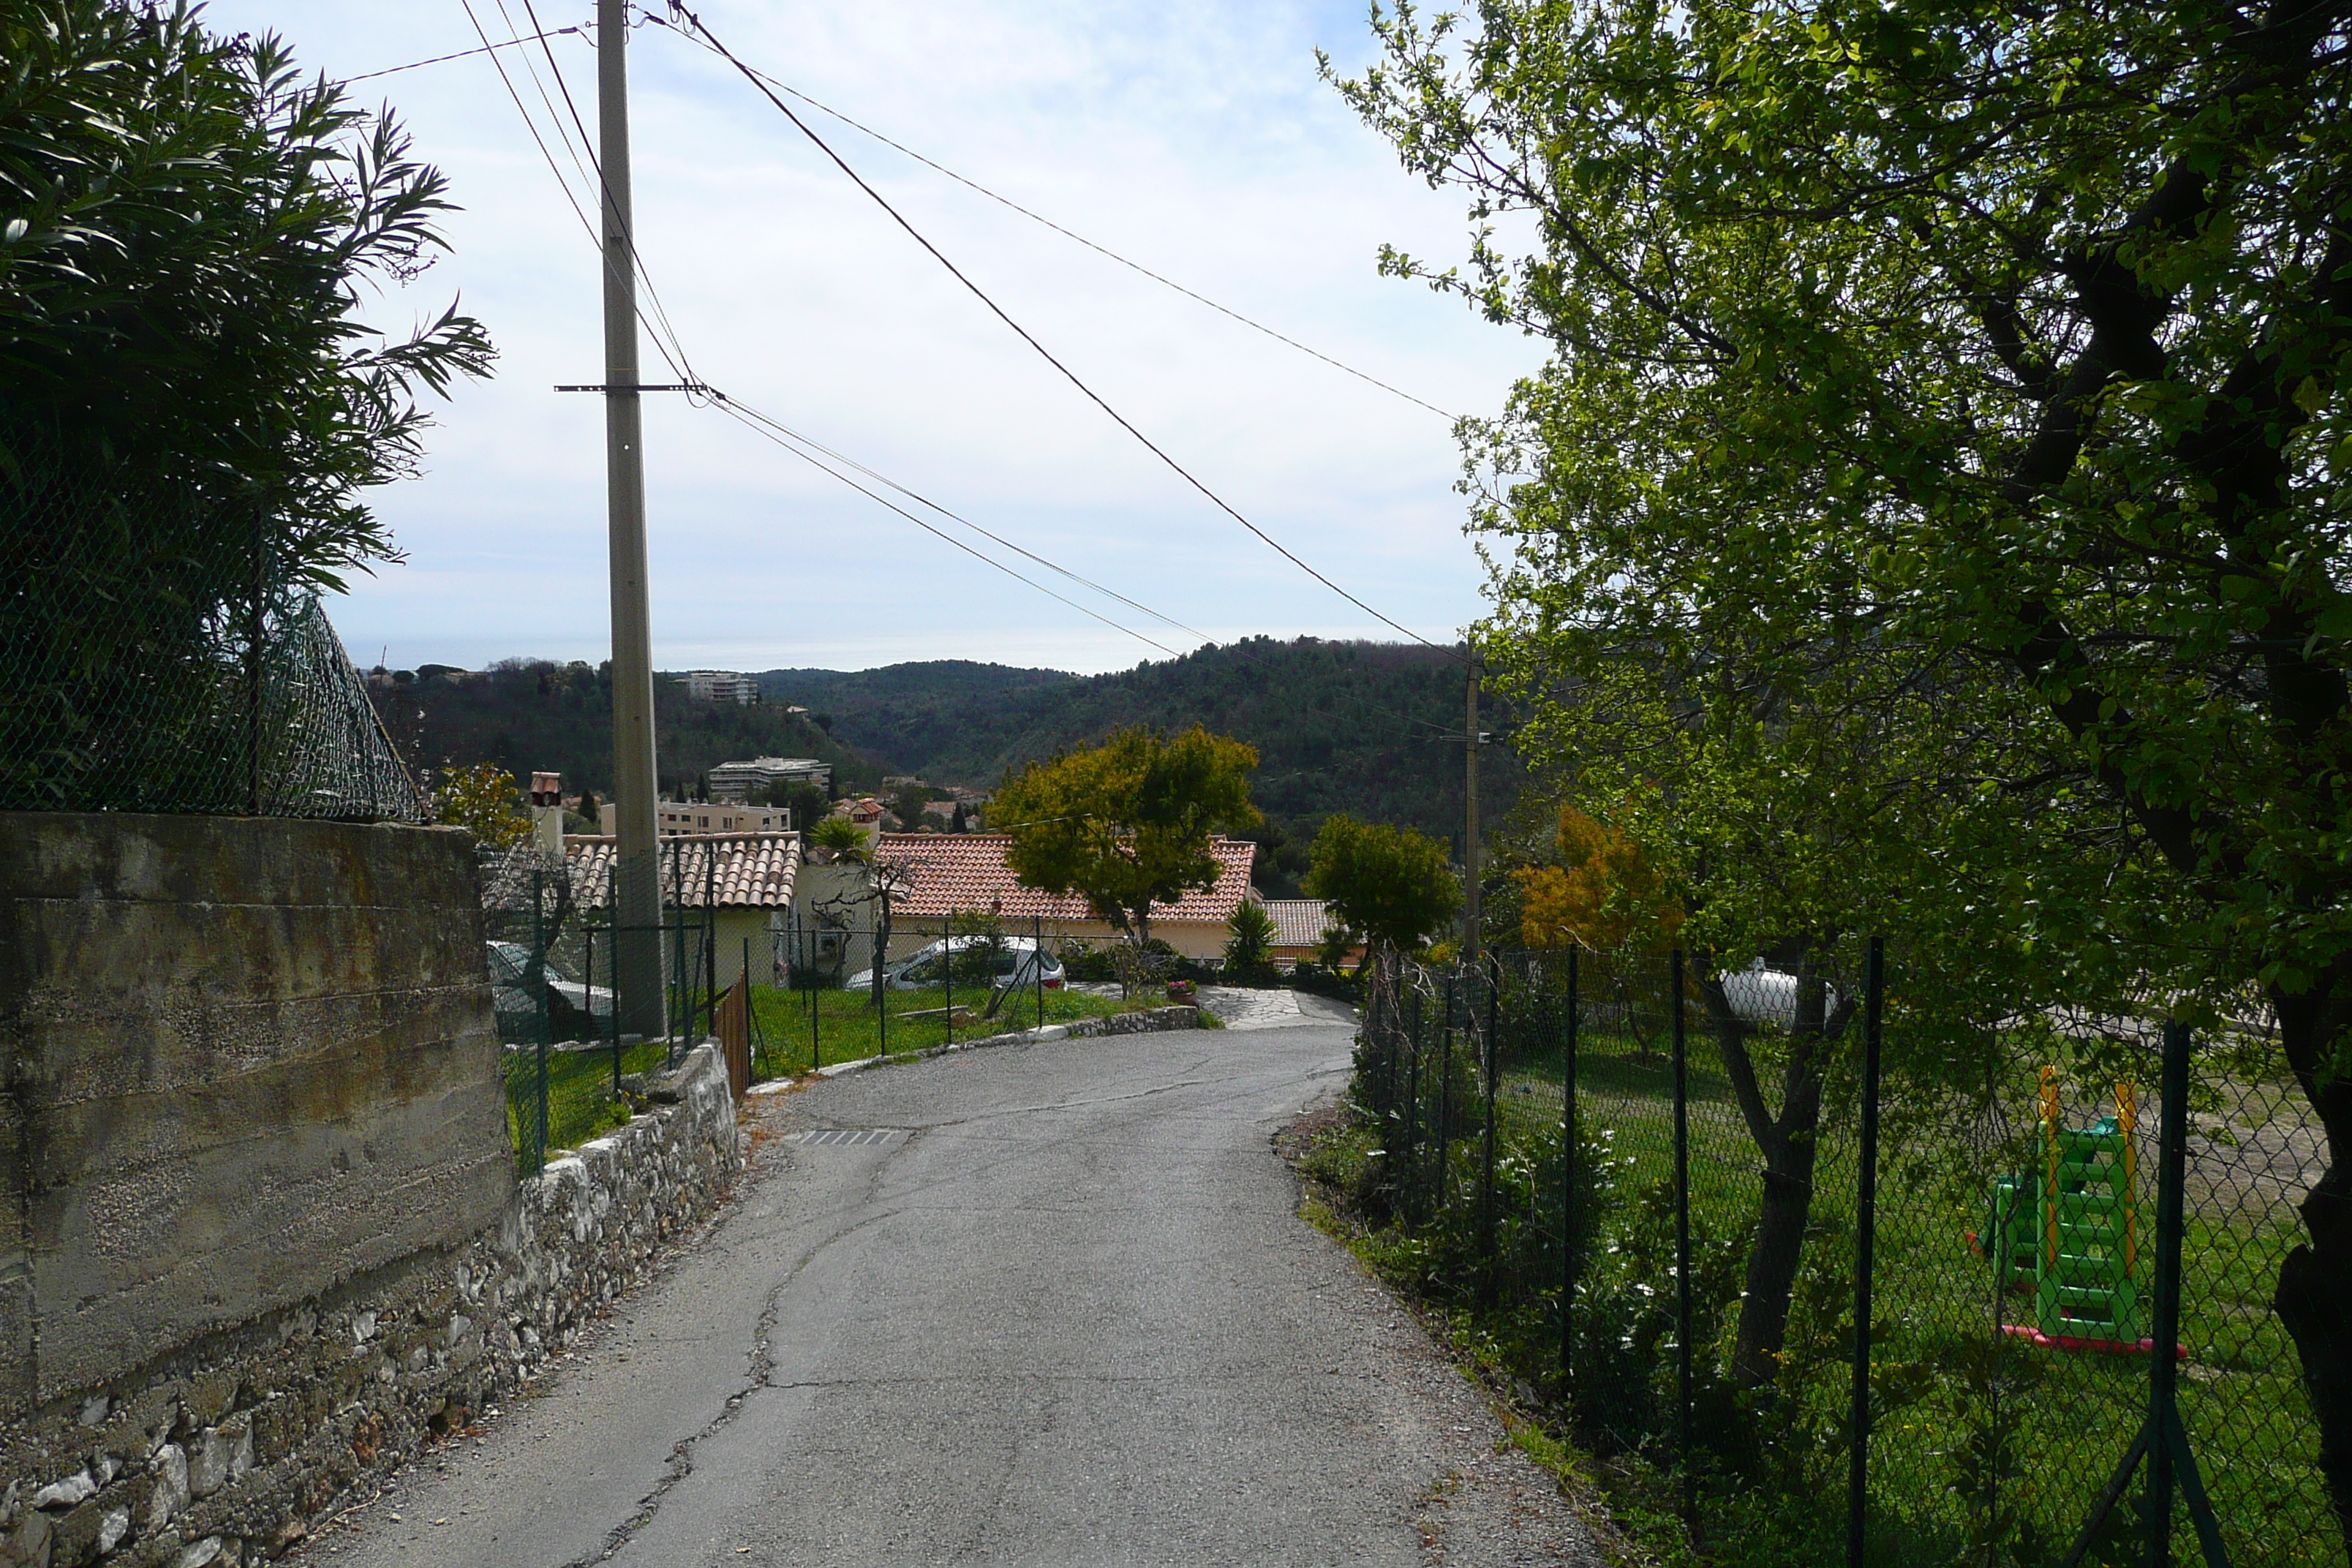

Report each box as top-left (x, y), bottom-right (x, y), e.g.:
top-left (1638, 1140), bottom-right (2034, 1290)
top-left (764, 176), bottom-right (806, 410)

top-left (1988, 1067), bottom-right (2146, 1352)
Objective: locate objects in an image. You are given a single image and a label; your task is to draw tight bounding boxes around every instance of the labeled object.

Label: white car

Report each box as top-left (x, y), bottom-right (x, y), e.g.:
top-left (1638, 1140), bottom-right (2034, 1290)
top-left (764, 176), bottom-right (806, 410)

top-left (1716, 961), bottom-right (1840, 1027)
top-left (848, 935), bottom-right (1065, 992)
top-left (486, 940), bottom-right (614, 1036)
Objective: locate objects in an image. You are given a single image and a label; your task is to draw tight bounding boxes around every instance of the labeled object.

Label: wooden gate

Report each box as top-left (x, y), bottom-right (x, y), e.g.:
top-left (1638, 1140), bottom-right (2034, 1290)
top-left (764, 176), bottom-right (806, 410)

top-left (717, 975), bottom-right (752, 1100)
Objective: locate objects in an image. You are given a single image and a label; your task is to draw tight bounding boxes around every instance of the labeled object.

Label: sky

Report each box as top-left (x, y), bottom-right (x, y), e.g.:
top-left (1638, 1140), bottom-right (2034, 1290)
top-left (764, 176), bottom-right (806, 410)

top-left (192, 1), bottom-right (1546, 676)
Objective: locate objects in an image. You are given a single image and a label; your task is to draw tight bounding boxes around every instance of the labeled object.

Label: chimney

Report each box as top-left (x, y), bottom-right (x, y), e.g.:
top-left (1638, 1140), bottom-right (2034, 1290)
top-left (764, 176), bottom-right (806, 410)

top-left (529, 771), bottom-right (564, 855)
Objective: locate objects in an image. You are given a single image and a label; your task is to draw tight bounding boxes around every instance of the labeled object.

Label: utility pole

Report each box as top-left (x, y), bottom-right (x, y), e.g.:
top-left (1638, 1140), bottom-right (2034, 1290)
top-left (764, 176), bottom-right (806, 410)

top-left (599, 0), bottom-right (664, 1039)
top-left (1463, 638), bottom-right (1482, 965)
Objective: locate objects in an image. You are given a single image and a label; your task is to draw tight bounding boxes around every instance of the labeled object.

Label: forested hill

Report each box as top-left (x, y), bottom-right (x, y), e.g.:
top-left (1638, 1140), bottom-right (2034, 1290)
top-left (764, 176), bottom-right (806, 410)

top-left (759, 638), bottom-right (1519, 893)
top-left (371, 640), bottom-right (1518, 897)
top-left (369, 660), bottom-right (891, 805)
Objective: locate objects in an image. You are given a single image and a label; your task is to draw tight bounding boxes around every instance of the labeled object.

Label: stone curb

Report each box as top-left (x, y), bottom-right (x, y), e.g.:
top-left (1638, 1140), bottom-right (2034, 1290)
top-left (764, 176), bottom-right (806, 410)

top-left (745, 1005), bottom-right (1202, 1095)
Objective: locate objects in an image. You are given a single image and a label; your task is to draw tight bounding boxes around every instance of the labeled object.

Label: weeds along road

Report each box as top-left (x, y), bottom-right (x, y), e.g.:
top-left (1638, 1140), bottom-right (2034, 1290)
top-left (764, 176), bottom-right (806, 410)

top-left (309, 1007), bottom-right (1599, 1568)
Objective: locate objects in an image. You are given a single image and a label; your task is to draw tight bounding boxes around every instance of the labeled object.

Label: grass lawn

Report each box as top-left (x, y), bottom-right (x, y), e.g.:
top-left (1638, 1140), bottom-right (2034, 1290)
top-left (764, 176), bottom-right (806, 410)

top-left (502, 984), bottom-right (1156, 1169)
top-left (505, 1038), bottom-right (674, 1164)
top-left (746, 982), bottom-right (1139, 1079)
top-left (1471, 1026), bottom-right (2341, 1567)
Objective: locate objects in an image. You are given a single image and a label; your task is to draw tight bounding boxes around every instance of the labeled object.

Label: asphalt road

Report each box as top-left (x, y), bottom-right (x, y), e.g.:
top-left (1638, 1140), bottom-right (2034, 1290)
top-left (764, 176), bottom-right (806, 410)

top-left (306, 1008), bottom-right (1599, 1567)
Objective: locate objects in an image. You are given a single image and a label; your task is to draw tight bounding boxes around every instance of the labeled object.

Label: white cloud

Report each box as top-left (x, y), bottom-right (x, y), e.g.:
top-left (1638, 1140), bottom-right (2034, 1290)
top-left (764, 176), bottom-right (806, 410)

top-left (197, 0), bottom-right (1545, 675)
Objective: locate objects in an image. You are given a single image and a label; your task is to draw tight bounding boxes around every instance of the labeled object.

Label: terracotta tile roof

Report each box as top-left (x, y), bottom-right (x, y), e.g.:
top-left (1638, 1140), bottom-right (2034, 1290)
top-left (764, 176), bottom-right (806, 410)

top-left (1262, 899), bottom-right (1341, 948)
top-left (874, 834), bottom-right (1256, 924)
top-left (565, 832), bottom-right (800, 909)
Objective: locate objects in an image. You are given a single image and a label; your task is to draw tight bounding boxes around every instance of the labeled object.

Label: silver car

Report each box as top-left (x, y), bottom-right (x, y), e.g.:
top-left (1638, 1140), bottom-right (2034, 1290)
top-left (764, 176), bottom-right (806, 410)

top-left (486, 940), bottom-right (614, 1038)
top-left (848, 935), bottom-right (1065, 992)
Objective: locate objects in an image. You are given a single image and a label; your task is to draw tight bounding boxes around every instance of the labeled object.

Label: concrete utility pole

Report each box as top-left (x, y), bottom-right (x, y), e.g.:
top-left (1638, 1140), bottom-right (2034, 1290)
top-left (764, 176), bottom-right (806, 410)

top-left (599, 0), bottom-right (663, 1038)
top-left (1463, 639), bottom-right (1482, 965)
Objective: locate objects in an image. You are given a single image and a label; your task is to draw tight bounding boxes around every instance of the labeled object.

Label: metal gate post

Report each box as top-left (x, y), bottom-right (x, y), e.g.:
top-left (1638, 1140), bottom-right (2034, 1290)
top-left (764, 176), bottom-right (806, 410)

top-left (2146, 1023), bottom-right (2189, 1568)
top-left (1562, 945), bottom-right (1579, 1391)
top-left (1850, 935), bottom-right (1885, 1568)
top-left (1437, 972), bottom-right (1455, 1211)
top-left (1673, 946), bottom-right (1692, 1503)
top-left (1482, 955), bottom-right (1500, 1309)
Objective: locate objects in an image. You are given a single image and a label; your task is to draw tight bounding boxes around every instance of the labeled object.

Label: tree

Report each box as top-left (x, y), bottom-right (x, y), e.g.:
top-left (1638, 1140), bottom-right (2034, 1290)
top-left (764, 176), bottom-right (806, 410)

top-left (1517, 805), bottom-right (1682, 953)
top-left (807, 813), bottom-right (869, 862)
top-left (1303, 815), bottom-right (1460, 956)
top-left (2, 1), bottom-right (493, 806)
top-left (1223, 900), bottom-right (1279, 982)
top-left (753, 778), bottom-right (832, 832)
top-left (1335, 0), bottom-right (2352, 1522)
top-left (434, 763), bottom-right (528, 849)
top-left (994, 725), bottom-right (1262, 969)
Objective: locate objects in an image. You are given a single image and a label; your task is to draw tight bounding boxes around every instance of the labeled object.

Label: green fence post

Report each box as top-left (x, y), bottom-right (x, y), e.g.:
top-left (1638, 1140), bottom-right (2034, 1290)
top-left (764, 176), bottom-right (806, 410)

top-left (1562, 945), bottom-right (1578, 1392)
top-left (531, 864), bottom-right (549, 1173)
top-left (2146, 1024), bottom-right (2187, 1568)
top-left (1851, 936), bottom-right (1885, 1568)
top-left (1673, 946), bottom-right (1692, 1513)
top-left (1482, 955), bottom-right (1500, 1311)
top-left (1437, 971), bottom-right (1455, 1211)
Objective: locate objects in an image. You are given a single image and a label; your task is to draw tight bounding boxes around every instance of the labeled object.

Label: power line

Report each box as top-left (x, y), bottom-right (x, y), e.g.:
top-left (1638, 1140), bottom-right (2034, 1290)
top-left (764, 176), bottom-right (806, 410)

top-left (697, 386), bottom-right (1456, 738)
top-left (344, 24), bottom-right (585, 83)
top-left (458, 4), bottom-right (1460, 740)
top-left (668, 3), bottom-right (1467, 666)
top-left (512, 0), bottom-right (706, 381)
top-left (704, 399), bottom-right (1188, 662)
top-left (642, 8), bottom-right (1457, 423)
top-left (457, 0), bottom-right (701, 385)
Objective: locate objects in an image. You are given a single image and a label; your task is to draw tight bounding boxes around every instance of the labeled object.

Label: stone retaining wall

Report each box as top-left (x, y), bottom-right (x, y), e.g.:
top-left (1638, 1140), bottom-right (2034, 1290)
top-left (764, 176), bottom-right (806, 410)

top-left (0, 1044), bottom-right (742, 1568)
top-left (0, 814), bottom-right (513, 1414)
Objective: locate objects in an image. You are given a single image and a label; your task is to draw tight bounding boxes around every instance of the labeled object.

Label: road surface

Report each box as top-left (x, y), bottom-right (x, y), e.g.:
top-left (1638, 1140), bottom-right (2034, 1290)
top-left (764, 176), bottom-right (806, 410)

top-left (304, 1003), bottom-right (1599, 1567)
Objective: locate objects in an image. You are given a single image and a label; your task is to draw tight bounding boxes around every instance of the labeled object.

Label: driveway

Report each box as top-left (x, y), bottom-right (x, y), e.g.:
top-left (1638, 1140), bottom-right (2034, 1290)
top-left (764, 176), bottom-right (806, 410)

top-left (301, 1009), bottom-right (1599, 1567)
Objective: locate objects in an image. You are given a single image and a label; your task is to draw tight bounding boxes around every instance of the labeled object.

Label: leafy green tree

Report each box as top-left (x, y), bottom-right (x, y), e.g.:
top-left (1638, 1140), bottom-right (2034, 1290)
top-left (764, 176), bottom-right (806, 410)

top-left (994, 725), bottom-right (1262, 964)
top-left (1303, 815), bottom-right (1460, 957)
top-left (808, 813), bottom-right (870, 862)
top-left (1223, 900), bottom-right (1280, 982)
top-left (1335, 0), bottom-right (2352, 1519)
top-left (434, 763), bottom-right (528, 849)
top-left (891, 785), bottom-right (933, 832)
top-left (1, 1), bottom-right (491, 807)
top-left (751, 778), bottom-right (832, 832)
top-left (2, 0), bottom-right (491, 580)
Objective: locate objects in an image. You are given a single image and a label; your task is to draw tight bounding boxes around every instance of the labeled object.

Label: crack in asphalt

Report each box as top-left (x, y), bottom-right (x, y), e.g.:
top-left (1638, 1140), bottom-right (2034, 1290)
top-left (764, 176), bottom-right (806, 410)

top-left (557, 1174), bottom-right (913, 1564)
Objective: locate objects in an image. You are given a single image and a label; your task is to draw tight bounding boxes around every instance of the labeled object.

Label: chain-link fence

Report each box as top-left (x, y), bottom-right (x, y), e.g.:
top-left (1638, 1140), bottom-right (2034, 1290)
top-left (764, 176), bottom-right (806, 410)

top-left (1347, 948), bottom-right (2340, 1567)
top-left (758, 911), bottom-right (1134, 1076)
top-left (478, 836), bottom-right (1195, 1172)
top-left (0, 413), bottom-right (421, 820)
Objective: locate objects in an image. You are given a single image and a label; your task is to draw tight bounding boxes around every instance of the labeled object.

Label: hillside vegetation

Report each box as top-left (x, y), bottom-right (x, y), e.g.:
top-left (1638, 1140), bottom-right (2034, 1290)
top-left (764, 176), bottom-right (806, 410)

top-left (369, 660), bottom-right (889, 805)
top-left (372, 640), bottom-right (1515, 896)
top-left (761, 638), bottom-right (1518, 894)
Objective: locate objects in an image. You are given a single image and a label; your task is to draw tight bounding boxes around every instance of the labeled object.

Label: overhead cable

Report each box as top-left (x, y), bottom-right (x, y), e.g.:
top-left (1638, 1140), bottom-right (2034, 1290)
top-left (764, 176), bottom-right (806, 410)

top-left (344, 25), bottom-right (586, 83)
top-left (668, 3), bottom-right (1467, 665)
top-left (642, 7), bottom-right (1457, 423)
top-left (457, 3), bottom-right (1460, 736)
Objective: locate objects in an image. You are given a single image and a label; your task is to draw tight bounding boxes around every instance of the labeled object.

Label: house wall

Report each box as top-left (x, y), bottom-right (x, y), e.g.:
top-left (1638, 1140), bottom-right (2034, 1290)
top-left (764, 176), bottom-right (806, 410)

top-left (710, 908), bottom-right (780, 990)
top-left (1045, 919), bottom-right (1232, 962)
top-left (0, 813), bottom-right (513, 1413)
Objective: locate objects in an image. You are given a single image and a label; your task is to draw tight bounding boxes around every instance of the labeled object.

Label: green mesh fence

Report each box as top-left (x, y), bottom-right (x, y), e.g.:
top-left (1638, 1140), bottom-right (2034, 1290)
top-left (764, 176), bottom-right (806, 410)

top-left (1351, 950), bottom-right (2342, 1567)
top-left (0, 415), bottom-right (423, 820)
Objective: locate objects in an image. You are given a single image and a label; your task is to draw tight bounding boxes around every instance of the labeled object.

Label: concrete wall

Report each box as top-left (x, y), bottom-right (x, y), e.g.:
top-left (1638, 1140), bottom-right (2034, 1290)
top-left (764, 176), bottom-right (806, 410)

top-left (0, 813), bottom-right (513, 1411)
top-left (0, 1044), bottom-right (742, 1568)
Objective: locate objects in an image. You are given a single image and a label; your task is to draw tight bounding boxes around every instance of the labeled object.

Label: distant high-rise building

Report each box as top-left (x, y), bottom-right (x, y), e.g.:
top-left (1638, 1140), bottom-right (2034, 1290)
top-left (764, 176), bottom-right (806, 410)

top-left (681, 670), bottom-right (759, 705)
top-left (707, 755), bottom-right (832, 802)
